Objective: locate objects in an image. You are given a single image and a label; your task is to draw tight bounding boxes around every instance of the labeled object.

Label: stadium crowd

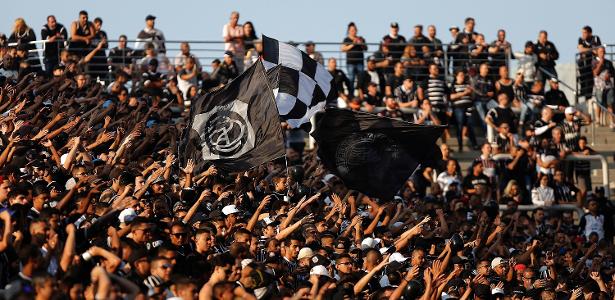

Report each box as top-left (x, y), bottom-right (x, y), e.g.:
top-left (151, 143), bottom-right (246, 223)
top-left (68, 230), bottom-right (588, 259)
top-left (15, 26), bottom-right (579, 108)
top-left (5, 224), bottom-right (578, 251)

top-left (0, 9), bottom-right (612, 300)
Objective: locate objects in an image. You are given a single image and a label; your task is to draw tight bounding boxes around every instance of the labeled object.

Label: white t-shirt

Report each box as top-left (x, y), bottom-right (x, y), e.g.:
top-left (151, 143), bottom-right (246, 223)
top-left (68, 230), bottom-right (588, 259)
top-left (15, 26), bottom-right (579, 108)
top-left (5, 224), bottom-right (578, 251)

top-left (222, 23), bottom-right (244, 54)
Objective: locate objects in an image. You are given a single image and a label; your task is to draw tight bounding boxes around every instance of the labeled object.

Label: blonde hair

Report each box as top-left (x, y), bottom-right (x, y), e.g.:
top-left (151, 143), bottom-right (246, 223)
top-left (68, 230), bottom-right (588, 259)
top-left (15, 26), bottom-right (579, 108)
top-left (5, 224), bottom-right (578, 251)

top-left (503, 179), bottom-right (518, 197)
top-left (12, 18), bottom-right (30, 35)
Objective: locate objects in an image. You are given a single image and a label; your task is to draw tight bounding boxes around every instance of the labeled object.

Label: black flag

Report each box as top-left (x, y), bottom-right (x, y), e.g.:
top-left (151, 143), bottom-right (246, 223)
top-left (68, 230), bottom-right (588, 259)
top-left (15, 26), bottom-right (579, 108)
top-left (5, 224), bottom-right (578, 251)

top-left (180, 60), bottom-right (285, 173)
top-left (311, 108), bottom-right (444, 200)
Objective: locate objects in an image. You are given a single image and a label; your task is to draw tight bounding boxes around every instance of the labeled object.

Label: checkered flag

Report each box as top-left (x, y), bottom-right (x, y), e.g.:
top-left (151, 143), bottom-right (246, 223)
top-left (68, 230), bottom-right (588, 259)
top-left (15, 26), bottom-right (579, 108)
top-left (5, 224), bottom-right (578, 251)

top-left (262, 35), bottom-right (336, 130)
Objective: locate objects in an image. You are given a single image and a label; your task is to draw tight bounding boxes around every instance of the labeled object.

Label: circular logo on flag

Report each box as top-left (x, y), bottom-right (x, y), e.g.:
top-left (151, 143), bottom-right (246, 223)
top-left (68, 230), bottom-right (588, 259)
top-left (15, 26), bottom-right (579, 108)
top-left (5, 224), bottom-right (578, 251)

top-left (204, 111), bottom-right (249, 156)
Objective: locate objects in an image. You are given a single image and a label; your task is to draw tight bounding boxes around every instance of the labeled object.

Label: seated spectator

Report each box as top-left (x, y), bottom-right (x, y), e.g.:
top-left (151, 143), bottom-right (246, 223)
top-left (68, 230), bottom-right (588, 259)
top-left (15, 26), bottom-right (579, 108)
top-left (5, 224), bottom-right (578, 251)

top-left (177, 57), bottom-right (199, 98)
top-left (531, 175), bottom-right (554, 206)
top-left (385, 62), bottom-right (405, 96)
top-left (378, 96), bottom-right (404, 120)
top-left (579, 198), bottom-right (613, 241)
top-left (393, 77), bottom-right (419, 108)
top-left (138, 42), bottom-right (171, 75)
top-left (502, 179), bottom-right (525, 204)
top-left (357, 56), bottom-right (385, 100)
top-left (372, 41), bottom-right (394, 75)
top-left (361, 82), bottom-right (382, 112)
top-left (534, 106), bottom-right (556, 140)
top-left (412, 99), bottom-right (440, 125)
top-left (492, 123), bottom-right (514, 154)
top-left (462, 160), bottom-right (490, 197)
top-left (174, 42), bottom-right (202, 73)
top-left (472, 63), bottom-right (496, 128)
top-left (401, 45), bottom-right (425, 83)
top-left (552, 169), bottom-right (580, 204)
top-left (217, 51), bottom-right (239, 85)
top-left (327, 58), bottom-right (351, 105)
top-left (108, 35), bottom-right (133, 74)
top-left (560, 106), bottom-right (591, 151)
top-left (486, 93), bottom-right (516, 142)
top-left (436, 159), bottom-right (462, 194)
top-left (544, 79), bottom-right (569, 112)
top-left (525, 80), bottom-right (546, 121)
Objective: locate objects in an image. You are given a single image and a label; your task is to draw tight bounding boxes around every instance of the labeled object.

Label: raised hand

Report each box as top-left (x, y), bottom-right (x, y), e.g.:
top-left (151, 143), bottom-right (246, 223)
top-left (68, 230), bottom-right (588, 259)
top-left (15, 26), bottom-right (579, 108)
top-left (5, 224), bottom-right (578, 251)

top-left (181, 159), bottom-right (195, 174)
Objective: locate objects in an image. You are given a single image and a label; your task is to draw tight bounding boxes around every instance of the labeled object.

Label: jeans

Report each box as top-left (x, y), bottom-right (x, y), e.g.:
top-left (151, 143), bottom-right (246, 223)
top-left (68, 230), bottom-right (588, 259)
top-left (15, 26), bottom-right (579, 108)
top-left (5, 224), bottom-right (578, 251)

top-left (474, 100), bottom-right (498, 128)
top-left (346, 63), bottom-right (364, 98)
top-left (453, 108), bottom-right (476, 150)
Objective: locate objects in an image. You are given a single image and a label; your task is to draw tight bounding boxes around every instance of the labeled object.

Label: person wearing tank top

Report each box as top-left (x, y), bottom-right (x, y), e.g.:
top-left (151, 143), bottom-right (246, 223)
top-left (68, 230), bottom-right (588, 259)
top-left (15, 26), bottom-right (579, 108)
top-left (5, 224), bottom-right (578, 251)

top-left (495, 65), bottom-right (514, 103)
top-left (69, 11), bottom-right (95, 58)
top-left (449, 70), bottom-right (477, 152)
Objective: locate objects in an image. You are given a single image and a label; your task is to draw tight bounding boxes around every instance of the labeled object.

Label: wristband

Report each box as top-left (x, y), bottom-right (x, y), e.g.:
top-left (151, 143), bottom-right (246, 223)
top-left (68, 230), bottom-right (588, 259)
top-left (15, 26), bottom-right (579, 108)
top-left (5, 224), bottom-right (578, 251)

top-left (82, 251), bottom-right (93, 261)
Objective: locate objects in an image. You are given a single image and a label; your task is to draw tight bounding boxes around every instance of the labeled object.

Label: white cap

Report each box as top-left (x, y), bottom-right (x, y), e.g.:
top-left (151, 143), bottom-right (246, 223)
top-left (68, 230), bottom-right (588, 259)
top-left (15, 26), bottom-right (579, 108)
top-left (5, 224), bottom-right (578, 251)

top-left (389, 252), bottom-right (408, 263)
top-left (491, 257), bottom-right (506, 269)
top-left (322, 174), bottom-right (337, 185)
top-left (360, 237), bottom-right (382, 250)
top-left (309, 265), bottom-right (330, 277)
top-left (222, 204), bottom-right (240, 216)
top-left (118, 208), bottom-right (137, 223)
top-left (298, 247), bottom-right (314, 260)
top-left (492, 287), bottom-right (505, 295)
top-left (241, 259), bottom-right (254, 269)
top-left (565, 106), bottom-right (577, 115)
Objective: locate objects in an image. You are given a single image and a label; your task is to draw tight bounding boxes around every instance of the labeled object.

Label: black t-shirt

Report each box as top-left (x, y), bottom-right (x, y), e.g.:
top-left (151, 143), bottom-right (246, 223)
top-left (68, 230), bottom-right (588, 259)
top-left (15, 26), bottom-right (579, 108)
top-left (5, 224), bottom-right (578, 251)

top-left (386, 74), bottom-right (405, 91)
top-left (544, 90), bottom-right (569, 108)
top-left (330, 69), bottom-right (350, 95)
top-left (535, 41), bottom-right (559, 68)
top-left (462, 173), bottom-right (490, 194)
top-left (486, 106), bottom-right (517, 133)
top-left (343, 37), bottom-right (366, 64)
top-left (364, 93), bottom-right (382, 106)
top-left (41, 24), bottom-right (68, 59)
top-left (383, 34), bottom-right (407, 60)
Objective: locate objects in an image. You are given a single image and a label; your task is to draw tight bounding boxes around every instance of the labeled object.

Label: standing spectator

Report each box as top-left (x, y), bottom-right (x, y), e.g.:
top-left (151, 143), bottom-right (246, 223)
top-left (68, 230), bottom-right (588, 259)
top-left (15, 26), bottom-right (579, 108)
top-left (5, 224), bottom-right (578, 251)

top-left (382, 22), bottom-right (406, 64)
top-left (495, 65), bottom-right (515, 107)
top-left (372, 41), bottom-right (394, 75)
top-left (552, 169), bottom-right (580, 204)
top-left (88, 17), bottom-right (108, 78)
top-left (69, 10), bottom-right (94, 58)
top-left (447, 26), bottom-right (461, 70)
top-left (135, 15), bottom-right (166, 55)
top-left (534, 106), bottom-right (557, 140)
top-left (450, 70), bottom-right (477, 151)
top-left (108, 35), bottom-right (133, 74)
top-left (413, 99), bottom-right (441, 126)
top-left (544, 79), bottom-right (570, 112)
top-left (514, 41), bottom-right (537, 89)
top-left (577, 26), bottom-right (601, 98)
top-left (488, 29), bottom-right (512, 74)
top-left (8, 18), bottom-right (36, 51)
top-left (177, 56), bottom-right (199, 99)
top-left (419, 64), bottom-right (449, 126)
top-left (327, 58), bottom-right (351, 105)
top-left (138, 42), bottom-right (171, 75)
top-left (174, 42), bottom-right (202, 73)
top-left (486, 93), bottom-right (517, 142)
top-left (469, 34), bottom-right (489, 69)
top-left (408, 25), bottom-right (429, 57)
top-left (455, 17), bottom-right (477, 44)
top-left (534, 30), bottom-right (559, 81)
top-left (341, 22), bottom-right (367, 97)
top-left (592, 46), bottom-right (615, 128)
top-left (436, 159), bottom-right (462, 194)
top-left (426, 25), bottom-right (444, 58)
top-left (560, 106), bottom-right (591, 151)
top-left (574, 136), bottom-right (595, 197)
top-left (222, 11), bottom-right (244, 72)
top-left (242, 21), bottom-right (257, 52)
top-left (41, 15), bottom-right (68, 72)
top-left (579, 198), bottom-right (613, 241)
top-left (471, 63), bottom-right (496, 128)
top-left (304, 41), bottom-right (323, 65)
top-left (531, 175), bottom-right (554, 206)
top-left (401, 45), bottom-right (426, 83)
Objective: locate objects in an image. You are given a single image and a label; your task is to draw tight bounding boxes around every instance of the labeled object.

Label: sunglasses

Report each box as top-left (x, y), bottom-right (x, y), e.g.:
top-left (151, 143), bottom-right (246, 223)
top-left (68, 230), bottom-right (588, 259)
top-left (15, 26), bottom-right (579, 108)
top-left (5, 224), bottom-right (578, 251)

top-left (172, 232), bottom-right (187, 238)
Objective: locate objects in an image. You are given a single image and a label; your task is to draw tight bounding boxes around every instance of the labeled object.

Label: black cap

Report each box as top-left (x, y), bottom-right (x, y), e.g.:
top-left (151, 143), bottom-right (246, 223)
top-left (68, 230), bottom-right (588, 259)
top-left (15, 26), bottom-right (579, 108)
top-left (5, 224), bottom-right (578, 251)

top-left (145, 15), bottom-right (156, 21)
top-left (390, 22), bottom-right (399, 28)
top-left (223, 50), bottom-right (234, 57)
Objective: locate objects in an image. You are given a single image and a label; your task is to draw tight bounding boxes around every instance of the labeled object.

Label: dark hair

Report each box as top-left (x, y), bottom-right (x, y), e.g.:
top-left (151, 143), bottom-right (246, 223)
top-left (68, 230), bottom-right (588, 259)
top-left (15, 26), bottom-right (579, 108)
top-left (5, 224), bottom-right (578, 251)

top-left (79, 10), bottom-right (88, 16)
top-left (464, 17), bottom-right (475, 24)
top-left (119, 34), bottom-right (127, 40)
top-left (243, 21), bottom-right (257, 39)
top-left (93, 17), bottom-right (102, 25)
top-left (47, 15), bottom-right (56, 21)
top-left (583, 25), bottom-right (593, 33)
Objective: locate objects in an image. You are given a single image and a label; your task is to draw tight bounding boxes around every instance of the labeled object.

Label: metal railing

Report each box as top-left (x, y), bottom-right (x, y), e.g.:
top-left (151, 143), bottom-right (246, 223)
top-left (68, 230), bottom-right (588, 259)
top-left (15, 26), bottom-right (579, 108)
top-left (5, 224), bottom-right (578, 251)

top-left (498, 204), bottom-right (585, 221)
top-left (564, 154), bottom-right (610, 198)
top-left (587, 97), bottom-right (615, 144)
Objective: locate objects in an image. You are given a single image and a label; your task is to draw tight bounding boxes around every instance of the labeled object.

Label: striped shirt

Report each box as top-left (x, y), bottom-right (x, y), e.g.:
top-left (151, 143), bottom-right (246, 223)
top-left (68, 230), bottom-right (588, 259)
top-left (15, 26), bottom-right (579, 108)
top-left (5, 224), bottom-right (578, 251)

top-left (451, 83), bottom-right (473, 109)
top-left (559, 118), bottom-right (585, 151)
top-left (421, 76), bottom-right (448, 110)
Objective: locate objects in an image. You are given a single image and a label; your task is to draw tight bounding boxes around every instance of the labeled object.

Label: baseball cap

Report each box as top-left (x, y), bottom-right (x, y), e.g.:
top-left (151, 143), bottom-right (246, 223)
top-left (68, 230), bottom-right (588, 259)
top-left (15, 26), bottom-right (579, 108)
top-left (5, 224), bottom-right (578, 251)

top-left (389, 252), bottom-right (409, 263)
top-left (310, 254), bottom-right (330, 267)
top-left (298, 247), bottom-right (314, 260)
top-left (222, 204), bottom-right (240, 216)
top-left (390, 22), bottom-right (399, 28)
top-left (224, 50), bottom-right (234, 57)
top-left (145, 15), bottom-right (156, 21)
top-left (550, 78), bottom-right (559, 83)
top-left (360, 237), bottom-right (382, 250)
top-left (309, 265), bottom-right (331, 277)
top-left (565, 106), bottom-right (577, 115)
top-left (119, 208), bottom-right (137, 224)
top-left (491, 257), bottom-right (506, 269)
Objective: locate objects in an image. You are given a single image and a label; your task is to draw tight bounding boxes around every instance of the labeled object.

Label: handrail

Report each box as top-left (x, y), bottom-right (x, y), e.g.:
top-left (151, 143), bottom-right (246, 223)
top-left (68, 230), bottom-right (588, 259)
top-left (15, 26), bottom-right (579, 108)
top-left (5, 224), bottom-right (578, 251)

top-left (537, 66), bottom-right (577, 95)
top-left (498, 204), bottom-right (585, 220)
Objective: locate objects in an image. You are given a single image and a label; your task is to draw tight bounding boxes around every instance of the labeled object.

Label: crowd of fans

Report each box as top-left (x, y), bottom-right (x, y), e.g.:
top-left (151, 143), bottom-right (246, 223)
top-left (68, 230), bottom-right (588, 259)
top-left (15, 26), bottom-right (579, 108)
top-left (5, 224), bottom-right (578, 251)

top-left (0, 9), bottom-right (613, 300)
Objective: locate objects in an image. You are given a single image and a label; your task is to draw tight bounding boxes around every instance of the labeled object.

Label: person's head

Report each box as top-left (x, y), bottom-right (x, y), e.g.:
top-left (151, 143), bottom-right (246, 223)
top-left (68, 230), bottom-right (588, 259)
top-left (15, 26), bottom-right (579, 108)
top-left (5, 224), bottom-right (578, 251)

top-left (522, 269), bottom-right (536, 288)
top-left (78, 10), bottom-right (88, 25)
top-left (93, 17), bottom-right (102, 31)
top-left (150, 256), bottom-right (172, 282)
top-left (421, 99), bottom-right (432, 111)
top-left (524, 41), bottom-right (534, 54)
top-left (229, 11), bottom-right (240, 26)
top-left (347, 22), bottom-right (357, 36)
top-left (385, 96), bottom-right (397, 109)
top-left (428, 63), bottom-right (439, 76)
top-left (12, 18), bottom-right (29, 34)
top-left (552, 126), bottom-right (563, 142)
top-left (497, 93), bottom-right (509, 107)
top-left (472, 160), bottom-right (483, 175)
top-left (335, 254), bottom-right (354, 275)
top-left (8, 189), bottom-right (28, 206)
top-left (498, 65), bottom-right (509, 80)
top-left (413, 24), bottom-right (423, 37)
top-left (33, 272), bottom-right (56, 299)
top-left (170, 222), bottom-right (190, 246)
top-left (213, 253), bottom-right (234, 280)
top-left (282, 237), bottom-right (302, 260)
top-left (464, 17), bottom-right (475, 31)
top-left (180, 42), bottom-right (190, 55)
top-left (117, 34), bottom-right (128, 49)
top-left (145, 14), bottom-right (156, 28)
top-left (541, 106), bottom-right (553, 121)
top-left (427, 25), bottom-right (436, 38)
top-left (440, 143), bottom-right (450, 158)
top-left (587, 198), bottom-right (599, 214)
top-left (305, 41), bottom-right (315, 54)
top-left (538, 30), bottom-right (548, 43)
top-left (29, 219), bottom-right (50, 246)
top-left (539, 174), bottom-right (549, 187)
top-left (243, 21), bottom-right (255, 36)
top-left (596, 45), bottom-right (606, 58)
top-left (0, 179), bottom-right (10, 203)
top-left (582, 25), bottom-right (593, 40)
top-left (477, 259), bottom-right (491, 275)
top-left (46, 15), bottom-right (57, 29)
top-left (184, 56), bottom-right (195, 70)
top-left (481, 142), bottom-right (493, 156)
top-left (497, 29), bottom-right (506, 41)
top-left (479, 63), bottom-right (489, 77)
top-left (455, 69), bottom-right (466, 83)
top-left (75, 73), bottom-right (87, 89)
top-left (533, 208), bottom-right (545, 222)
top-left (410, 248), bottom-right (425, 267)
top-left (327, 57), bottom-right (337, 71)
top-left (130, 218), bottom-right (154, 244)
top-left (491, 257), bottom-right (508, 276)
top-left (446, 159), bottom-right (458, 175)
top-left (194, 228), bottom-right (214, 253)
top-left (32, 183), bottom-right (50, 211)
top-left (498, 122), bottom-right (510, 136)
top-left (234, 228), bottom-right (252, 244)
top-left (390, 22), bottom-right (399, 36)
top-left (579, 136), bottom-right (588, 149)
top-left (170, 277), bottom-right (198, 300)
top-left (223, 51), bottom-right (233, 65)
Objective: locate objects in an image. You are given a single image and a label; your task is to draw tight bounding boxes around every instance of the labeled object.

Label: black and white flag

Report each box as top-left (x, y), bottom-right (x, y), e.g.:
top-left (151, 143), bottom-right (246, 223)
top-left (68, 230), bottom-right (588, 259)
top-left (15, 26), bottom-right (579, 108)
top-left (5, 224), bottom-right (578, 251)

top-left (262, 35), bottom-right (336, 129)
top-left (180, 60), bottom-right (285, 173)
